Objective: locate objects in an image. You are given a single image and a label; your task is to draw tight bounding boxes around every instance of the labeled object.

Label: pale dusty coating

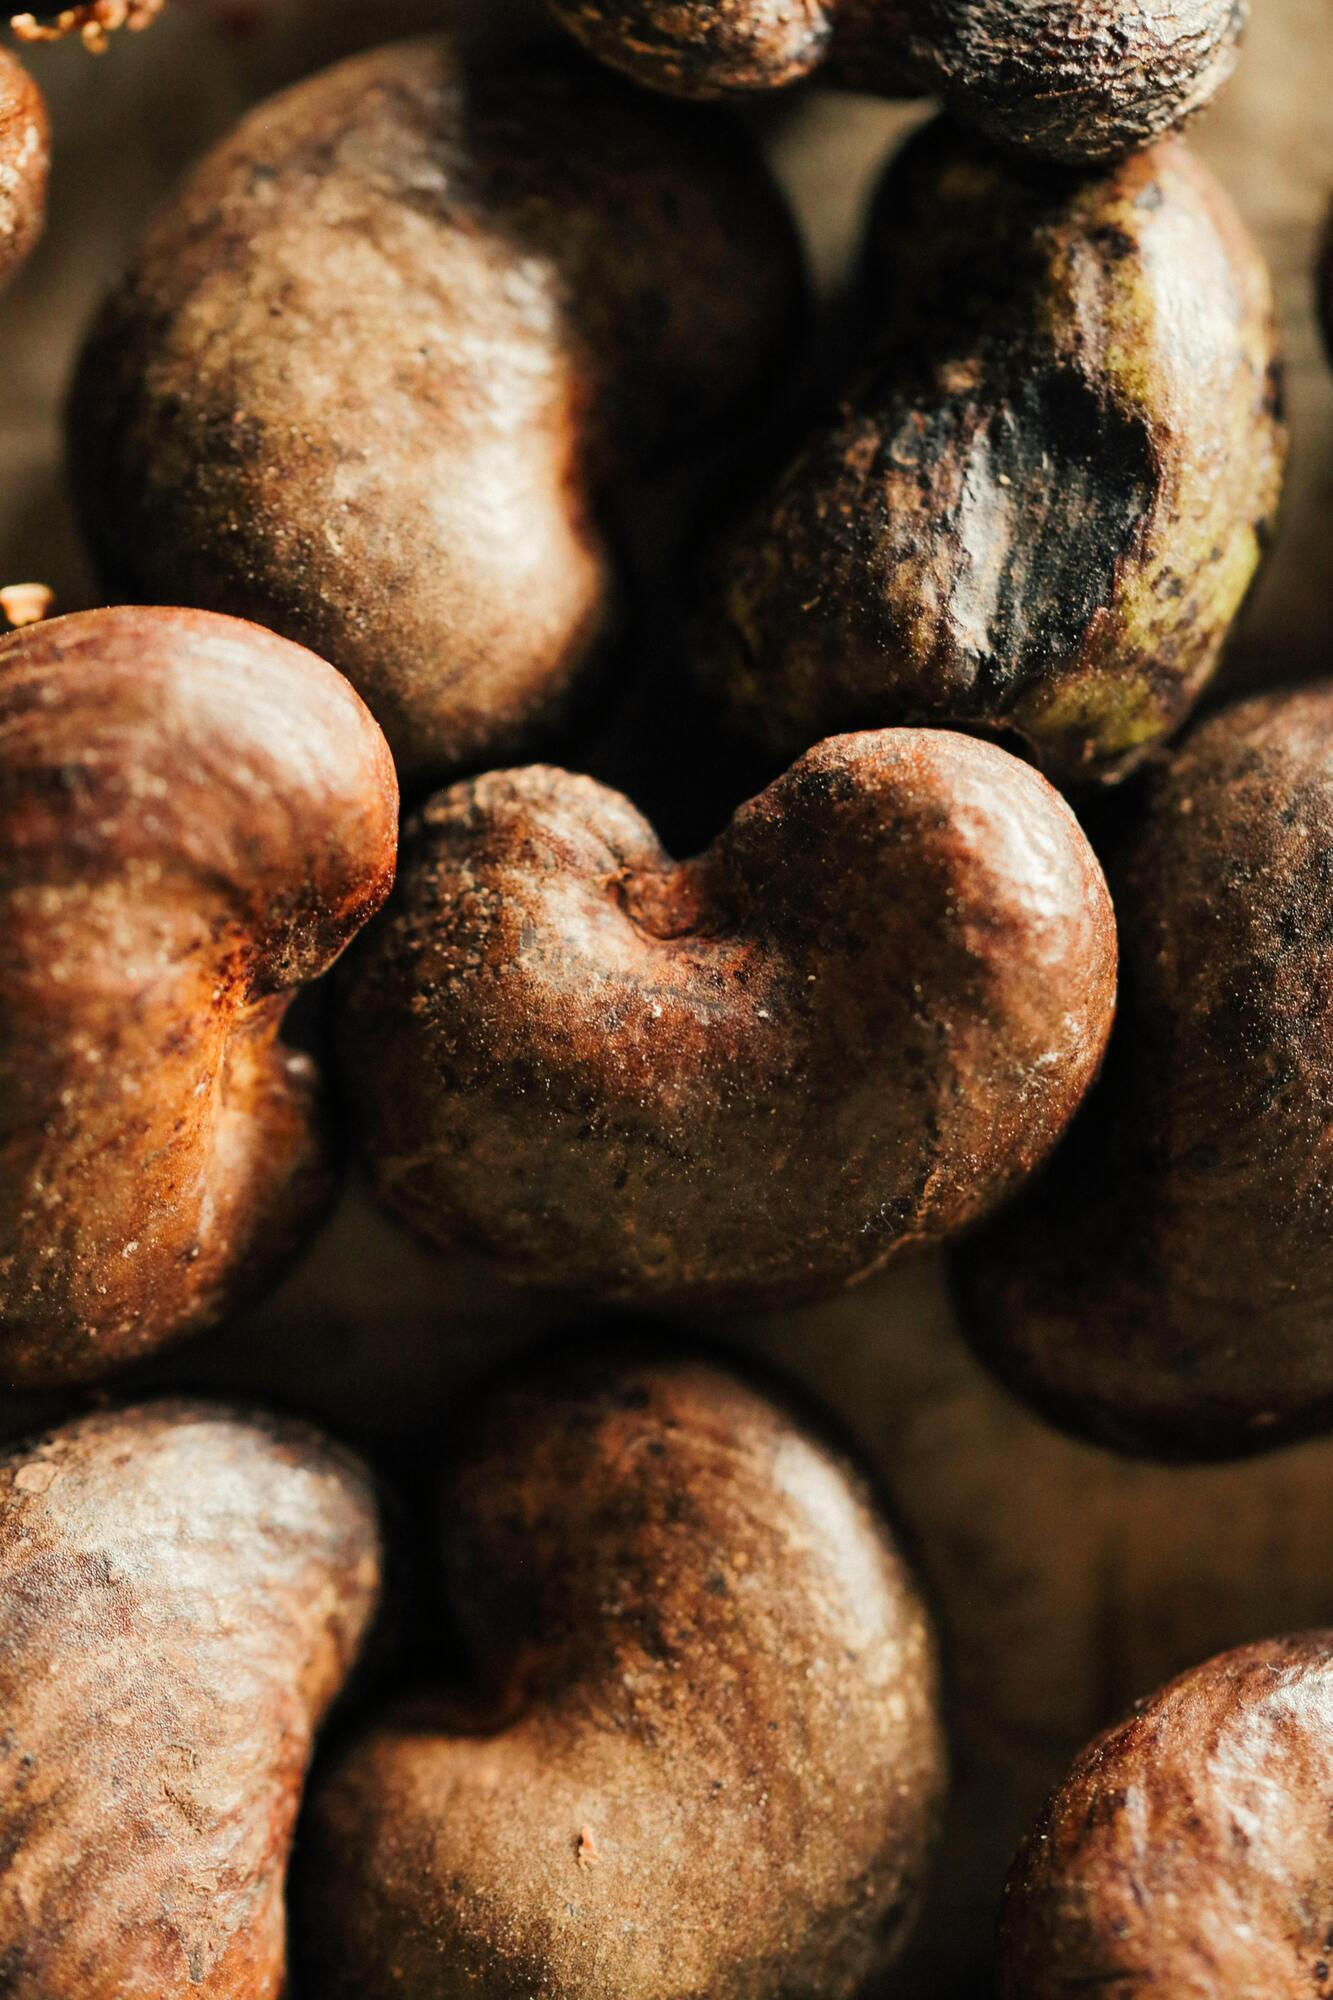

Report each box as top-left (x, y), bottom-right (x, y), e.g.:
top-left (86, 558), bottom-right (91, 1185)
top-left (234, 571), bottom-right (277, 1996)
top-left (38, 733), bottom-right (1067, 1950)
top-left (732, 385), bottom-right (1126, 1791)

top-left (0, 606), bottom-right (398, 1387)
top-left (0, 1401), bottom-right (384, 1998)
top-left (1000, 1634), bottom-right (1333, 1998)
top-left (68, 37), bottom-right (804, 783)
top-left (699, 125), bottom-right (1285, 788)
top-left (338, 728), bottom-right (1116, 1309)
top-left (297, 1349), bottom-right (946, 1998)
top-left (0, 48), bottom-right (48, 290)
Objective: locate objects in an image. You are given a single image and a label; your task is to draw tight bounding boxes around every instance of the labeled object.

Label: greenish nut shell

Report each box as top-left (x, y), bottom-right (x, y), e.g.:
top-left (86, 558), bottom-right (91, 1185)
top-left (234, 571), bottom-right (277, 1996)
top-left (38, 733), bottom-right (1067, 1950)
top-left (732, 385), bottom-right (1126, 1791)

top-left (697, 121), bottom-right (1286, 788)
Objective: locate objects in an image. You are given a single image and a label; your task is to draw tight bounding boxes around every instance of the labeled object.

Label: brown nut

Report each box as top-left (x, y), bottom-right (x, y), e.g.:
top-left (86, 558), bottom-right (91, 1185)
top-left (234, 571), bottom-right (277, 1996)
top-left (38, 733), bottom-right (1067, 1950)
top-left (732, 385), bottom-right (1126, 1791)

top-left (296, 1345), bottom-right (946, 1999)
top-left (0, 605), bottom-right (398, 1388)
top-left (697, 123), bottom-right (1285, 791)
top-left (1320, 195), bottom-right (1332, 364)
top-left (337, 727), bottom-right (1116, 1309)
top-left (67, 38), bottom-right (805, 785)
top-left (0, 1399), bottom-right (383, 1998)
top-left (0, 47), bottom-right (48, 291)
top-left (998, 1633), bottom-right (1333, 1998)
top-left (548, 0), bottom-right (1245, 163)
top-left (958, 686), bottom-right (1333, 1461)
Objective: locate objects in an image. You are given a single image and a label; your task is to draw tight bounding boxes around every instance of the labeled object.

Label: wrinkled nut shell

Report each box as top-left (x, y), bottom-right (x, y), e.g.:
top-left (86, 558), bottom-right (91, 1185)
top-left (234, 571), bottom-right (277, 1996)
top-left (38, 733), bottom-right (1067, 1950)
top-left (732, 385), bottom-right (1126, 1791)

top-left (999, 1634), bottom-right (1333, 1997)
top-left (958, 686), bottom-right (1333, 1460)
top-left (68, 37), bottom-right (804, 784)
top-left (0, 48), bottom-right (48, 291)
top-left (547, 0), bottom-right (1245, 162)
top-left (698, 125), bottom-right (1284, 789)
top-left (338, 728), bottom-right (1116, 1309)
top-left (297, 1348), bottom-right (946, 1999)
top-left (0, 1400), bottom-right (383, 1999)
top-left (0, 606), bottom-right (398, 1387)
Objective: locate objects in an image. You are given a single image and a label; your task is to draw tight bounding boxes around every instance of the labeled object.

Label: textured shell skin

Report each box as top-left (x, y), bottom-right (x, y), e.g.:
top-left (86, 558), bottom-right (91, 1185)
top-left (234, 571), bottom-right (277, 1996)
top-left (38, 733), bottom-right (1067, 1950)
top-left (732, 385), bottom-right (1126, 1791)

top-left (337, 728), bottom-right (1116, 1310)
top-left (999, 1634), bottom-right (1333, 1998)
top-left (0, 606), bottom-right (398, 1388)
top-left (0, 1400), bottom-right (383, 1999)
top-left (296, 1347), bottom-right (946, 1999)
top-left (67, 37), bottom-right (805, 785)
top-left (547, 0), bottom-right (1246, 163)
top-left (958, 687), bottom-right (1333, 1461)
top-left (698, 124), bottom-right (1285, 790)
top-left (0, 49), bottom-right (48, 292)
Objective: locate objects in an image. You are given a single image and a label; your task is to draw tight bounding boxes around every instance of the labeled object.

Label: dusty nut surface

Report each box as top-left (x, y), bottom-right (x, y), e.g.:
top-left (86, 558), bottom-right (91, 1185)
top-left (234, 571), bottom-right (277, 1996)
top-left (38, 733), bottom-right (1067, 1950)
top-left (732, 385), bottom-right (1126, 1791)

top-left (0, 1399), bottom-right (383, 1998)
top-left (999, 1633), bottom-right (1333, 1998)
top-left (338, 728), bottom-right (1116, 1309)
top-left (0, 605), bottom-right (398, 1388)
top-left (959, 686), bottom-right (1333, 1460)
top-left (297, 1346), bottom-right (946, 1999)
top-left (699, 124), bottom-right (1284, 791)
top-left (69, 37), bottom-right (804, 785)
top-left (0, 48), bottom-right (48, 291)
top-left (548, 0), bottom-right (1245, 161)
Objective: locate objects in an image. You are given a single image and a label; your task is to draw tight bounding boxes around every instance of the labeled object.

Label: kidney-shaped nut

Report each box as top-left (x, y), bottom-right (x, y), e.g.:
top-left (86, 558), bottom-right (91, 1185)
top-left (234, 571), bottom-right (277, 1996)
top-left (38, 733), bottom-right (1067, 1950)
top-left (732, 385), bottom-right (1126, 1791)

top-left (0, 48), bottom-right (48, 292)
top-left (297, 1346), bottom-right (946, 1999)
top-left (68, 38), bottom-right (805, 786)
top-left (0, 605), bottom-right (398, 1388)
top-left (338, 727), bottom-right (1116, 1309)
top-left (999, 1634), bottom-right (1333, 1998)
top-left (548, 0), bottom-right (1246, 163)
top-left (698, 125), bottom-right (1284, 791)
top-left (958, 687), bottom-right (1333, 1461)
top-left (0, 1399), bottom-right (383, 1999)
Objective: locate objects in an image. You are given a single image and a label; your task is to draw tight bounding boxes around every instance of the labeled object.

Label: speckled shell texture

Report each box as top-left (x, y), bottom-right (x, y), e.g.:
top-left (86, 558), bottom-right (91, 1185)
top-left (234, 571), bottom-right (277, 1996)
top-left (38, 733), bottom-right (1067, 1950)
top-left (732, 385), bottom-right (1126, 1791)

top-left (296, 1348), bottom-right (946, 1999)
top-left (0, 1401), bottom-right (383, 1998)
top-left (0, 606), bottom-right (398, 1387)
top-left (999, 1633), bottom-right (1333, 1997)
top-left (0, 48), bottom-right (48, 292)
top-left (67, 36), bottom-right (805, 784)
top-left (337, 728), bottom-right (1116, 1309)
top-left (548, 0), bottom-right (1246, 163)
top-left (698, 123), bottom-right (1285, 789)
top-left (959, 686), bottom-right (1333, 1461)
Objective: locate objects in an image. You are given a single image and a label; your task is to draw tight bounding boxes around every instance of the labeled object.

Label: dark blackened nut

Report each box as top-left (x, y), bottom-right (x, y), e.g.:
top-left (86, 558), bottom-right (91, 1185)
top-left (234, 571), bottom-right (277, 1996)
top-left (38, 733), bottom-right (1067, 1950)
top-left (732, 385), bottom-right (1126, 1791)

top-left (296, 1347), bottom-right (946, 2000)
top-left (698, 125), bottom-right (1285, 789)
top-left (957, 687), bottom-right (1333, 1461)
top-left (68, 38), bottom-right (805, 785)
top-left (548, 0), bottom-right (1246, 163)
top-left (0, 48), bottom-right (47, 291)
top-left (337, 728), bottom-right (1116, 1309)
top-left (0, 1400), bottom-right (383, 1998)
top-left (0, 606), bottom-right (398, 1388)
top-left (999, 1634), bottom-right (1333, 1997)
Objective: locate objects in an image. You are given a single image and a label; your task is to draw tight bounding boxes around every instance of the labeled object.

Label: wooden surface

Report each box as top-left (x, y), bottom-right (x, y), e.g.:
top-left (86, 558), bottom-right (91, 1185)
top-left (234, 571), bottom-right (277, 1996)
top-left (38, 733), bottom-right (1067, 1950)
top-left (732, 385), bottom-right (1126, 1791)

top-left (0, 3), bottom-right (1330, 1991)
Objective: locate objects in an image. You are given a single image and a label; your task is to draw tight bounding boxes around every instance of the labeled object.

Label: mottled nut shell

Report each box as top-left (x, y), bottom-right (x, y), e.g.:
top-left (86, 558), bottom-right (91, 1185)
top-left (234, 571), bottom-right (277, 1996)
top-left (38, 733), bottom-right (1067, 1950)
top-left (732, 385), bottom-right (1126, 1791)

top-left (999, 1634), bottom-right (1333, 1998)
top-left (0, 1400), bottom-right (383, 1999)
top-left (698, 124), bottom-right (1284, 788)
top-left (0, 49), bottom-right (48, 291)
top-left (68, 38), bottom-right (804, 784)
top-left (547, 0), bottom-right (834, 95)
top-left (338, 728), bottom-right (1116, 1309)
top-left (297, 1347), bottom-right (945, 1999)
top-left (0, 606), bottom-right (398, 1387)
top-left (959, 687), bottom-right (1333, 1460)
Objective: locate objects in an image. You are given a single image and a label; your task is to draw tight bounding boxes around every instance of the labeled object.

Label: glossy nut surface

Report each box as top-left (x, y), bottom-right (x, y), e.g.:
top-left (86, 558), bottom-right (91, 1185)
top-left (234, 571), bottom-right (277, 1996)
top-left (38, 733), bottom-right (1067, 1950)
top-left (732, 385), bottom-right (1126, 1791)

top-left (0, 48), bottom-right (48, 292)
top-left (0, 606), bottom-right (398, 1387)
top-left (297, 1347), bottom-right (946, 1999)
top-left (338, 728), bottom-right (1116, 1309)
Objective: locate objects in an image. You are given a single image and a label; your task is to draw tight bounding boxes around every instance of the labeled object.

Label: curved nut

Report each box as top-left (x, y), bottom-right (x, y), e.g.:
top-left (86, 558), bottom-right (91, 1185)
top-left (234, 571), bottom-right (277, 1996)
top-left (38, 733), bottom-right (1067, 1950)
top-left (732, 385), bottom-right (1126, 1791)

top-left (545, 0), bottom-right (835, 95)
top-left (68, 37), bottom-right (805, 784)
top-left (0, 605), bottom-right (398, 1387)
top-left (959, 686), bottom-right (1333, 1460)
top-left (698, 125), bottom-right (1285, 789)
top-left (999, 1634), bottom-right (1333, 1997)
top-left (296, 1346), bottom-right (946, 1999)
top-left (337, 727), bottom-right (1116, 1308)
top-left (0, 48), bottom-right (48, 291)
top-left (0, 1399), bottom-right (383, 1998)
